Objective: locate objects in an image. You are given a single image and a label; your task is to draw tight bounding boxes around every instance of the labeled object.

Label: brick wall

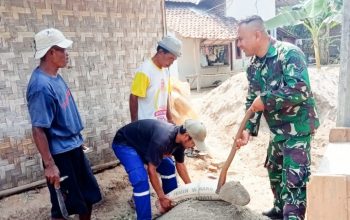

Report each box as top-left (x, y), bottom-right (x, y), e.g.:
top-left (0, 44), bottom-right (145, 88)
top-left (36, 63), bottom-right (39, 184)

top-left (0, 0), bottom-right (164, 191)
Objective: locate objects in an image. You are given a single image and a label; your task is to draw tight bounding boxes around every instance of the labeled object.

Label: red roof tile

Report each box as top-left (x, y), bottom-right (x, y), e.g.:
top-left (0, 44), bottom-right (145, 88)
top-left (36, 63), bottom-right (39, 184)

top-left (166, 5), bottom-right (237, 40)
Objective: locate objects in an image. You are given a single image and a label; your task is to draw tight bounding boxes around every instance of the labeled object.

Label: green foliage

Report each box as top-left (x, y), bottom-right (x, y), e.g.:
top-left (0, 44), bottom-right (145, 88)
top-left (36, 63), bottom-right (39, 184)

top-left (265, 0), bottom-right (343, 69)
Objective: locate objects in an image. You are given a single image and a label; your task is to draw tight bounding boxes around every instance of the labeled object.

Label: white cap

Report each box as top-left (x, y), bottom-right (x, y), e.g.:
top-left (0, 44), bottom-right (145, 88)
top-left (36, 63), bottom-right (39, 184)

top-left (157, 35), bottom-right (182, 57)
top-left (184, 119), bottom-right (207, 151)
top-left (34, 28), bottom-right (73, 59)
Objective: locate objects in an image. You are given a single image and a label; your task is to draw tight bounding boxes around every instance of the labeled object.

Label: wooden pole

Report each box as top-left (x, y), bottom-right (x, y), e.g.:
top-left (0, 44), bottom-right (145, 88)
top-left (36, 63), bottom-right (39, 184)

top-left (0, 161), bottom-right (119, 199)
top-left (337, 0), bottom-right (350, 127)
top-left (194, 39), bottom-right (201, 92)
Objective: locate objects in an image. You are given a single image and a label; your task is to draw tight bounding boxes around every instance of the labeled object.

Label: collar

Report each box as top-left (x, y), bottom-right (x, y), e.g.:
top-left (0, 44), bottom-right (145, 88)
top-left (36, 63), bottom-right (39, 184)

top-left (168, 126), bottom-right (181, 153)
top-left (37, 66), bottom-right (59, 78)
top-left (151, 57), bottom-right (163, 71)
top-left (265, 38), bottom-right (278, 58)
top-left (252, 38), bottom-right (278, 64)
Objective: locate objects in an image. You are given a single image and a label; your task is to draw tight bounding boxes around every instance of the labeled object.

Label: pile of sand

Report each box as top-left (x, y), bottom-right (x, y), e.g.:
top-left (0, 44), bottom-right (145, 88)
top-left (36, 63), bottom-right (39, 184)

top-left (200, 66), bottom-right (339, 170)
top-left (162, 66), bottom-right (339, 218)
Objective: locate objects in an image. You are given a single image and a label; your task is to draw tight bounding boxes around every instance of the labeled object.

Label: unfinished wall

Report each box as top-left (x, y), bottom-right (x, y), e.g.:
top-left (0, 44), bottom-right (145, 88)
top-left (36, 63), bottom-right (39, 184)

top-left (0, 0), bottom-right (164, 191)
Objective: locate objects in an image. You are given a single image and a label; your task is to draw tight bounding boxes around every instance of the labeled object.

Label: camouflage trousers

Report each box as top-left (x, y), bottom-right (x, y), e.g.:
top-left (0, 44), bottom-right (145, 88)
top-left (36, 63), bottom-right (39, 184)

top-left (265, 135), bottom-right (311, 220)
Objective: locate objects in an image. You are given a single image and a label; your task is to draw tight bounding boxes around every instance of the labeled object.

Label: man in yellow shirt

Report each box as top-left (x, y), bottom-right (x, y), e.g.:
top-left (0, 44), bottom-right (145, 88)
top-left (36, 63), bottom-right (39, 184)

top-left (129, 35), bottom-right (181, 123)
top-left (128, 36), bottom-right (183, 209)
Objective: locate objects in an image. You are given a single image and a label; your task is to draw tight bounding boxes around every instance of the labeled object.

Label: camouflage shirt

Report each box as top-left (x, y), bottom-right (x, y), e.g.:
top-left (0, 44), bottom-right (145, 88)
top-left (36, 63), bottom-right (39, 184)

top-left (245, 39), bottom-right (320, 142)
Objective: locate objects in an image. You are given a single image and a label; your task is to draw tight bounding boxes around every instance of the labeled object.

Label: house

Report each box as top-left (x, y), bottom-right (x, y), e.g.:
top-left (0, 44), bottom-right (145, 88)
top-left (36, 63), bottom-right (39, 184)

top-left (165, 0), bottom-right (241, 90)
top-left (226, 0), bottom-right (276, 21)
top-left (277, 27), bottom-right (298, 44)
top-left (165, 0), bottom-right (278, 90)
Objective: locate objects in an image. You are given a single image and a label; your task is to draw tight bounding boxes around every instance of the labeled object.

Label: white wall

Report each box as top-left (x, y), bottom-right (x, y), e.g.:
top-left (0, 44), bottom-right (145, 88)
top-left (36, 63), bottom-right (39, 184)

top-left (226, 0), bottom-right (276, 20)
top-left (177, 37), bottom-right (233, 89)
top-left (231, 43), bottom-right (248, 71)
top-left (168, 32), bottom-right (181, 79)
top-left (176, 37), bottom-right (197, 82)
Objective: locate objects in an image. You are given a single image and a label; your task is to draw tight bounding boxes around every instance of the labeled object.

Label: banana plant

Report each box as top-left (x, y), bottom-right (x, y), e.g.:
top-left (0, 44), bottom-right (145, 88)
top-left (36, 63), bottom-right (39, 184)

top-left (265, 0), bottom-right (342, 69)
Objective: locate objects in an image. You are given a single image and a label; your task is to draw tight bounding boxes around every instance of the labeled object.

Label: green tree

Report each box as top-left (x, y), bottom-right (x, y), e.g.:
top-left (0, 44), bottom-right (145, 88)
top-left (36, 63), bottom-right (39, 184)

top-left (265, 0), bottom-right (342, 69)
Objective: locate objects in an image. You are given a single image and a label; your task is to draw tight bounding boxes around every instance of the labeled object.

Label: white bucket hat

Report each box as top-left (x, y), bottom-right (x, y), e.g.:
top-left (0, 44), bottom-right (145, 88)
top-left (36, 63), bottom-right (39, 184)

top-left (34, 28), bottom-right (73, 59)
top-left (184, 119), bottom-right (207, 151)
top-left (157, 35), bottom-right (182, 57)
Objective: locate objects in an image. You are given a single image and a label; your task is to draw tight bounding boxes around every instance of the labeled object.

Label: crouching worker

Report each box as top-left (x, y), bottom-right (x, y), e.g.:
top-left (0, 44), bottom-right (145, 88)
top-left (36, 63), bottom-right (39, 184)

top-left (112, 119), bottom-right (207, 220)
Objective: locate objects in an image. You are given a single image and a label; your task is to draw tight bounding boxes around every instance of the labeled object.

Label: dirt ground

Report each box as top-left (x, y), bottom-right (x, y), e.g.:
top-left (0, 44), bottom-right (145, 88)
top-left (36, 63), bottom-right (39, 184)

top-left (0, 66), bottom-right (339, 219)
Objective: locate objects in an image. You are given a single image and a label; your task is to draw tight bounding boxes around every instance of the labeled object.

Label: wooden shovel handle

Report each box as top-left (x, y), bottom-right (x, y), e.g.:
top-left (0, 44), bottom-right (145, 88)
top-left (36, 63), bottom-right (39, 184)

top-left (216, 108), bottom-right (254, 193)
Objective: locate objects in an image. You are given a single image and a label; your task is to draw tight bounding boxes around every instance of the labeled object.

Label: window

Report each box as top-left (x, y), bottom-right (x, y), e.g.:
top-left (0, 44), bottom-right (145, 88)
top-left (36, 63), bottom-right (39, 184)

top-left (235, 40), bottom-right (242, 59)
top-left (200, 44), bottom-right (230, 67)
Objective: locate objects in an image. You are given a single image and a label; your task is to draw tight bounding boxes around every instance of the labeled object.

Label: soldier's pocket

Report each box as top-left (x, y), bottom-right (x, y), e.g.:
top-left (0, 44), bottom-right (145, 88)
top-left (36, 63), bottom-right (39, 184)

top-left (285, 164), bottom-right (310, 188)
top-left (283, 145), bottom-right (311, 188)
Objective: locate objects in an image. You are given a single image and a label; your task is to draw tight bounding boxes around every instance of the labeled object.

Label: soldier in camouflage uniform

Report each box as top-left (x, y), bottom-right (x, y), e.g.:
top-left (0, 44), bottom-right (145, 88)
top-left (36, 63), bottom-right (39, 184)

top-left (235, 16), bottom-right (320, 220)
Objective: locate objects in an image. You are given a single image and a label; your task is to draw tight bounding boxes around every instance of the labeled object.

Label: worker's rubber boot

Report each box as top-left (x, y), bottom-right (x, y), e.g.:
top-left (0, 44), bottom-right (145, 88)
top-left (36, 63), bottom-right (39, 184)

top-left (262, 208), bottom-right (283, 219)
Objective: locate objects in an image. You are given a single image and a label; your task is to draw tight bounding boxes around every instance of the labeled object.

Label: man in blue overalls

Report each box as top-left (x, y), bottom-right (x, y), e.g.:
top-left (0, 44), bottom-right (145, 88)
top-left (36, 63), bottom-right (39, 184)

top-left (112, 119), bottom-right (207, 220)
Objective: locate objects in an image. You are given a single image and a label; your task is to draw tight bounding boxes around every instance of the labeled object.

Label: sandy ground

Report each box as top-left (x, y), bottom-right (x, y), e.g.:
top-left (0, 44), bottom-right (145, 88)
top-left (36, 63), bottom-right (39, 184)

top-left (0, 66), bottom-right (339, 219)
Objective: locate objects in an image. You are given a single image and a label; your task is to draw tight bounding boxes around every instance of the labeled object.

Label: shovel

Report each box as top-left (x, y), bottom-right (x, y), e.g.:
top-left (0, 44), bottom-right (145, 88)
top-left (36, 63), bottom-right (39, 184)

top-left (55, 176), bottom-right (70, 219)
top-left (216, 108), bottom-right (254, 194)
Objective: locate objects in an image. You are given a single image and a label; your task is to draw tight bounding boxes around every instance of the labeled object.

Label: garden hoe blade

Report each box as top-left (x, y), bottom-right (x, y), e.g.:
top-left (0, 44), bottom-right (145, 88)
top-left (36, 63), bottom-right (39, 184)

top-left (55, 176), bottom-right (70, 219)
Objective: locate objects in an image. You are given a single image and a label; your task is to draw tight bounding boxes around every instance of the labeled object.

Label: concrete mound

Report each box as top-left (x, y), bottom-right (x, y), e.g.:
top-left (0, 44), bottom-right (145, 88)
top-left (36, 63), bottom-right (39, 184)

top-left (155, 181), bottom-right (257, 219)
top-left (156, 200), bottom-right (269, 220)
top-left (219, 181), bottom-right (250, 206)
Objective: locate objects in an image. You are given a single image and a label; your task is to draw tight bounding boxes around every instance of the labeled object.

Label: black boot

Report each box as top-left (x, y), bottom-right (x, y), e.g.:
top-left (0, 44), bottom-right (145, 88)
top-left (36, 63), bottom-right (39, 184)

top-left (262, 208), bottom-right (283, 219)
